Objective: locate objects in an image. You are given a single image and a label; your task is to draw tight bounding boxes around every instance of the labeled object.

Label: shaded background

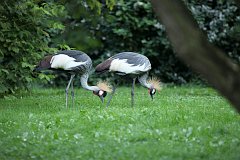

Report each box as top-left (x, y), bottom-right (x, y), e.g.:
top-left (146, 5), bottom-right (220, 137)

top-left (0, 0), bottom-right (240, 96)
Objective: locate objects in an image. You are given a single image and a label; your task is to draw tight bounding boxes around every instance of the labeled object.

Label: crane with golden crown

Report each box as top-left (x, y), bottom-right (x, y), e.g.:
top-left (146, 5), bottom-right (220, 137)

top-left (33, 50), bottom-right (112, 108)
top-left (95, 52), bottom-right (161, 108)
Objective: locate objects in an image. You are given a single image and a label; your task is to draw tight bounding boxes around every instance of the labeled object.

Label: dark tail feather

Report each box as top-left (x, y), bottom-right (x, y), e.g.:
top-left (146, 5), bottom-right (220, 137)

top-left (95, 59), bottom-right (112, 74)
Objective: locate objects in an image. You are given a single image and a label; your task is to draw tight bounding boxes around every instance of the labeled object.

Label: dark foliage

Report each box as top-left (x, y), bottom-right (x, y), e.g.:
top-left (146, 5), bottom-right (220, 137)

top-left (90, 0), bottom-right (240, 84)
top-left (0, 0), bottom-right (65, 97)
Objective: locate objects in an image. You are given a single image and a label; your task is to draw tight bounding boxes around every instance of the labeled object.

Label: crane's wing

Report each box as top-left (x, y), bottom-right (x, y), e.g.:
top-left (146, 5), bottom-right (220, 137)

top-left (95, 52), bottom-right (151, 75)
top-left (57, 50), bottom-right (89, 62)
top-left (51, 50), bottom-right (92, 73)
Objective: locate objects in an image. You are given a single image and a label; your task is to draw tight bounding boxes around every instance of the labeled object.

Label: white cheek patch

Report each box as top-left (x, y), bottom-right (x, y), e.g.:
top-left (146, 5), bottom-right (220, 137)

top-left (151, 89), bottom-right (156, 94)
top-left (99, 90), bottom-right (104, 96)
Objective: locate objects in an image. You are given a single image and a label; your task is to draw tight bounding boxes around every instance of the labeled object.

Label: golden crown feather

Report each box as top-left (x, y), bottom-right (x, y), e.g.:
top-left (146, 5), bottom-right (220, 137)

top-left (97, 81), bottom-right (113, 93)
top-left (147, 77), bottom-right (162, 91)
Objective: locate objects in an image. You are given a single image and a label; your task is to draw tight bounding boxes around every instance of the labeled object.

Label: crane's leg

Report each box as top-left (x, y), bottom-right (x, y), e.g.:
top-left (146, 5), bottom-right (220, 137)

top-left (131, 78), bottom-right (136, 108)
top-left (106, 86), bottom-right (117, 108)
top-left (106, 81), bottom-right (119, 108)
top-left (66, 75), bottom-right (75, 109)
top-left (71, 76), bottom-right (75, 108)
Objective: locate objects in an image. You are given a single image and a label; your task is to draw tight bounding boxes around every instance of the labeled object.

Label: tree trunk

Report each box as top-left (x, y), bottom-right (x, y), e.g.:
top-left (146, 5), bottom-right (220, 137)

top-left (150, 0), bottom-right (240, 112)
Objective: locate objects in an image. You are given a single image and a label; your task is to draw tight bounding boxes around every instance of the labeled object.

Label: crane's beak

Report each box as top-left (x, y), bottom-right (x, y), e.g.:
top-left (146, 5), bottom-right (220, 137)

top-left (150, 94), bottom-right (154, 101)
top-left (99, 95), bottom-right (104, 103)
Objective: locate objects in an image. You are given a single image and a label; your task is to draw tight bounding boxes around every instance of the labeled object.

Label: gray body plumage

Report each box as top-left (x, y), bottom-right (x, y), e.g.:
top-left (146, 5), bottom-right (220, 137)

top-left (55, 50), bottom-right (92, 74)
top-left (111, 52), bottom-right (151, 68)
top-left (95, 52), bottom-right (151, 75)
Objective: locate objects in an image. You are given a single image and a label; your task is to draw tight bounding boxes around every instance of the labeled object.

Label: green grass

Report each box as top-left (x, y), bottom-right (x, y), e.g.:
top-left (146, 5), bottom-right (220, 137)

top-left (0, 86), bottom-right (240, 160)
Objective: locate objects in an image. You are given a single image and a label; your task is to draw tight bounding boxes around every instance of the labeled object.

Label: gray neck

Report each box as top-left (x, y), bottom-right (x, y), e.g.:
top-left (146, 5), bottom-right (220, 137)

top-left (80, 73), bottom-right (99, 91)
top-left (138, 73), bottom-right (152, 89)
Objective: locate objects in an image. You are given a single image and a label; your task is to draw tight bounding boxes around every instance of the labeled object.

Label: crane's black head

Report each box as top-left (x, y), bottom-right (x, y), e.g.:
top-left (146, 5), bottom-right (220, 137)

top-left (93, 90), bottom-right (107, 103)
top-left (148, 88), bottom-right (156, 100)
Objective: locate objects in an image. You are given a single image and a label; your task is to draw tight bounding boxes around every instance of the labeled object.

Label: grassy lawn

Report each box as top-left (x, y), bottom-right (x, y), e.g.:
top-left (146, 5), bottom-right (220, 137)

top-left (0, 86), bottom-right (240, 160)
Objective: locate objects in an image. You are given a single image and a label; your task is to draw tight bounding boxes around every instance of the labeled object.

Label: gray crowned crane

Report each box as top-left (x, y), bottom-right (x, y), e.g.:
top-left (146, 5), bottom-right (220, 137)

top-left (95, 52), bottom-right (161, 108)
top-left (33, 50), bottom-right (112, 108)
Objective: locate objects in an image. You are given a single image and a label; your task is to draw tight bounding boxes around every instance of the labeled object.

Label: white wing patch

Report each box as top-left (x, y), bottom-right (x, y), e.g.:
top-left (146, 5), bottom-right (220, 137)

top-left (109, 59), bottom-right (151, 74)
top-left (50, 54), bottom-right (86, 70)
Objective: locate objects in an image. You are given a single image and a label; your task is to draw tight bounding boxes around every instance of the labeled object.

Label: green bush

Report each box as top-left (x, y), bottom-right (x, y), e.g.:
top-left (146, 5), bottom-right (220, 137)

top-left (188, 0), bottom-right (240, 64)
top-left (88, 0), bottom-right (240, 84)
top-left (0, 0), bottom-right (66, 97)
top-left (93, 0), bottom-right (198, 83)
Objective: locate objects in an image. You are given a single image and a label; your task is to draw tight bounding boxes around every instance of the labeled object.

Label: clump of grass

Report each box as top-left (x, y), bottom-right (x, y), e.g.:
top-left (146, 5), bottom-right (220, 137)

top-left (0, 86), bottom-right (239, 160)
